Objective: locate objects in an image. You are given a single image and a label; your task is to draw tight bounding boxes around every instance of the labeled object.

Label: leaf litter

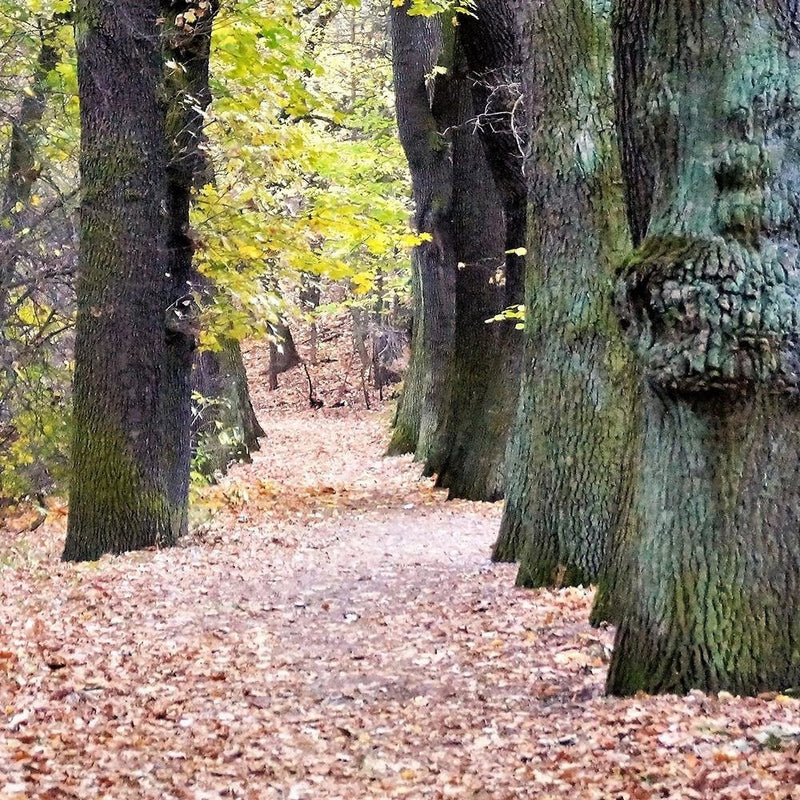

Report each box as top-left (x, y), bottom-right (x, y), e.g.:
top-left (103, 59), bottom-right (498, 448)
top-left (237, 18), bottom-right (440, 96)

top-left (1, 348), bottom-right (800, 798)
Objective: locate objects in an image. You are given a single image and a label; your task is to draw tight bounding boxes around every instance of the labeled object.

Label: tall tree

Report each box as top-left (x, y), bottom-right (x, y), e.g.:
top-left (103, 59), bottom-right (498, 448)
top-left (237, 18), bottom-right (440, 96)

top-left (388, 2), bottom-right (521, 501)
top-left (600, 0), bottom-right (800, 695)
top-left (387, 7), bottom-right (456, 464)
top-left (63, 0), bottom-right (176, 560)
top-left (491, 0), bottom-right (637, 583)
top-left (0, 17), bottom-right (62, 383)
top-left (436, 0), bottom-right (526, 501)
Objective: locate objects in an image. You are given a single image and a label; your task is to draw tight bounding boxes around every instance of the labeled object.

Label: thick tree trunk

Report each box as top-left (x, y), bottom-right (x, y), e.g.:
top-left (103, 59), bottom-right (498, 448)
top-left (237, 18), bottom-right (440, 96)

top-left (493, 0), bottom-right (637, 582)
top-left (432, 49), bottom-right (515, 501)
top-left (601, 0), bottom-right (800, 695)
top-left (388, 4), bottom-right (521, 499)
top-left (433, 0), bottom-right (526, 501)
top-left (63, 0), bottom-right (174, 560)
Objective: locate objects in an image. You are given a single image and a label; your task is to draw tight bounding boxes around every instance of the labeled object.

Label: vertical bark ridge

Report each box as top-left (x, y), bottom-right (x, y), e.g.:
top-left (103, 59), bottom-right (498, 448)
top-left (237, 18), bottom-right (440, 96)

top-left (494, 0), bottom-right (637, 582)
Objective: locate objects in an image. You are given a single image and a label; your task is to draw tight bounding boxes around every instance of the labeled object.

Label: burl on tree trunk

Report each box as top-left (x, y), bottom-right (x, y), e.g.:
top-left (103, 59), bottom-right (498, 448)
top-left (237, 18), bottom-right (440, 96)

top-left (601, 0), bottom-right (800, 695)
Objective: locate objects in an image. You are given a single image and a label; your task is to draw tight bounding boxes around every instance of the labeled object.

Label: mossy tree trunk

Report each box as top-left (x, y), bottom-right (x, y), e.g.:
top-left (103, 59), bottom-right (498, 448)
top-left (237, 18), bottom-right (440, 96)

top-left (493, 0), bottom-right (637, 584)
top-left (63, 0), bottom-right (175, 560)
top-left (601, 0), bottom-right (800, 695)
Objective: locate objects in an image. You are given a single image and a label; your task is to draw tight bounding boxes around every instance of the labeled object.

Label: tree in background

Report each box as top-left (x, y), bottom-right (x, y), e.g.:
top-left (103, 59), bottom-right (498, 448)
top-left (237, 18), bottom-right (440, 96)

top-left (599, 0), bottom-right (800, 696)
top-left (387, 0), bottom-right (522, 501)
top-left (435, 0), bottom-right (526, 500)
top-left (0, 5), bottom-right (76, 497)
top-left (160, 0), bottom-right (265, 482)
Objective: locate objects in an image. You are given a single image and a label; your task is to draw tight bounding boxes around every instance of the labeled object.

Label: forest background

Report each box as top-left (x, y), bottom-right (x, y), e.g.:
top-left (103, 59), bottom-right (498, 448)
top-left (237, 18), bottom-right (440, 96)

top-left (0, 0), bottom-right (415, 499)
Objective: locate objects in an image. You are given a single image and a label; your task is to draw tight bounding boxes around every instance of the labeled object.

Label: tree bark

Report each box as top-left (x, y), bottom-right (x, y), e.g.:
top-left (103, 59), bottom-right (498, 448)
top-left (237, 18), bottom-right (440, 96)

top-left (432, 43), bottom-right (517, 501)
top-left (432, 0), bottom-right (526, 501)
top-left (602, 0), bottom-right (800, 695)
top-left (492, 0), bottom-right (637, 583)
top-left (388, 3), bottom-right (521, 500)
top-left (268, 319), bottom-right (302, 390)
top-left (386, 6), bottom-right (456, 467)
top-left (63, 0), bottom-right (174, 560)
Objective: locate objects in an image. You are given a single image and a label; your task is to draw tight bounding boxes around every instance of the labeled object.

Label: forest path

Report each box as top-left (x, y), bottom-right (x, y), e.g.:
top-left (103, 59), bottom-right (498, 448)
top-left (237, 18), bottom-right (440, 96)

top-left (1, 407), bottom-right (799, 798)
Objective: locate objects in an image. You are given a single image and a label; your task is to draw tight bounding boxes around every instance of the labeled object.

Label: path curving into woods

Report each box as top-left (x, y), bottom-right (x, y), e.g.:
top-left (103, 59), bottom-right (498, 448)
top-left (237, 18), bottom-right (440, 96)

top-left (1, 402), bottom-right (799, 798)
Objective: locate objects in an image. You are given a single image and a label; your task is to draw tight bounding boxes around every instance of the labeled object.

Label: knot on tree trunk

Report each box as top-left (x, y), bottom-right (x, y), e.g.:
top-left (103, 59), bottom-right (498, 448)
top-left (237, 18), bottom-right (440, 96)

top-left (617, 235), bottom-right (800, 393)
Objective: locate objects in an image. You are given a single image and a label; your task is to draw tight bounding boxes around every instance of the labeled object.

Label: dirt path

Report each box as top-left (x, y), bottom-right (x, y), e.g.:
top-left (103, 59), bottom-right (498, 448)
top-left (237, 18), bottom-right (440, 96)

top-left (1, 408), bottom-right (799, 799)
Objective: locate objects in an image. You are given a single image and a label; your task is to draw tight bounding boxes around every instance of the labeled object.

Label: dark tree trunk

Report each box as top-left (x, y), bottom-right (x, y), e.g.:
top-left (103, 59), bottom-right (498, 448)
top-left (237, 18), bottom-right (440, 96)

top-left (161, 3), bottom-right (262, 484)
top-left (159, 0), bottom-right (221, 536)
top-left (191, 276), bottom-right (263, 476)
top-left (63, 0), bottom-right (174, 560)
top-left (386, 7), bottom-right (456, 467)
top-left (433, 0), bottom-right (526, 501)
top-left (492, 0), bottom-right (637, 584)
top-left (388, 3), bottom-right (521, 500)
top-left (432, 44), bottom-right (516, 501)
top-left (601, 0), bottom-right (800, 695)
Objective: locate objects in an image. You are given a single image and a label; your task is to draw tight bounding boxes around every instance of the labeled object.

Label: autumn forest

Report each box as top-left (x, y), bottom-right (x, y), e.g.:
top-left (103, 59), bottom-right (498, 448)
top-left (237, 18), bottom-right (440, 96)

top-left (2, 0), bottom-right (800, 796)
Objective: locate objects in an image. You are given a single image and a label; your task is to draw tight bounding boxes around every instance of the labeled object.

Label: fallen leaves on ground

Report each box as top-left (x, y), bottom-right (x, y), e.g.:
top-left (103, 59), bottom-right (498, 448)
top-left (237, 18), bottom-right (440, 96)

top-left (1, 348), bottom-right (800, 798)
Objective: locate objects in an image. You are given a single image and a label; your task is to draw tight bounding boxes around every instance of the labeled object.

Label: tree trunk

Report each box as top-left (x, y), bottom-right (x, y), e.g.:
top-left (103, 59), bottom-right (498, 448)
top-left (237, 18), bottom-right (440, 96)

top-left (159, 0), bottom-right (221, 536)
top-left (161, 2), bottom-right (262, 484)
top-left (388, 4), bottom-right (521, 500)
top-left (0, 22), bottom-right (61, 385)
top-left (193, 338), bottom-right (264, 476)
top-left (602, 0), bottom-right (800, 695)
top-left (268, 319), bottom-right (302, 390)
top-left (432, 45), bottom-right (515, 501)
top-left (63, 0), bottom-right (174, 560)
top-left (386, 6), bottom-right (456, 468)
top-left (492, 0), bottom-right (637, 582)
top-left (433, 0), bottom-right (526, 501)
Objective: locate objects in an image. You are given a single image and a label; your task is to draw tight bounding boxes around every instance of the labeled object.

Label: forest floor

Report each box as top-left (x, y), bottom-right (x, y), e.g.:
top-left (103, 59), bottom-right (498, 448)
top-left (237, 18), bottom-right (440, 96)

top-left (2, 337), bottom-right (800, 799)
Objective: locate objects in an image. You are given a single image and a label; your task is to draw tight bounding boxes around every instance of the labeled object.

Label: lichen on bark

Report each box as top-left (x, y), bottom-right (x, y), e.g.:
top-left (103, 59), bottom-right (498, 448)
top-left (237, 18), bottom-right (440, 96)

top-left (600, 0), bottom-right (800, 695)
top-left (494, 0), bottom-right (637, 584)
